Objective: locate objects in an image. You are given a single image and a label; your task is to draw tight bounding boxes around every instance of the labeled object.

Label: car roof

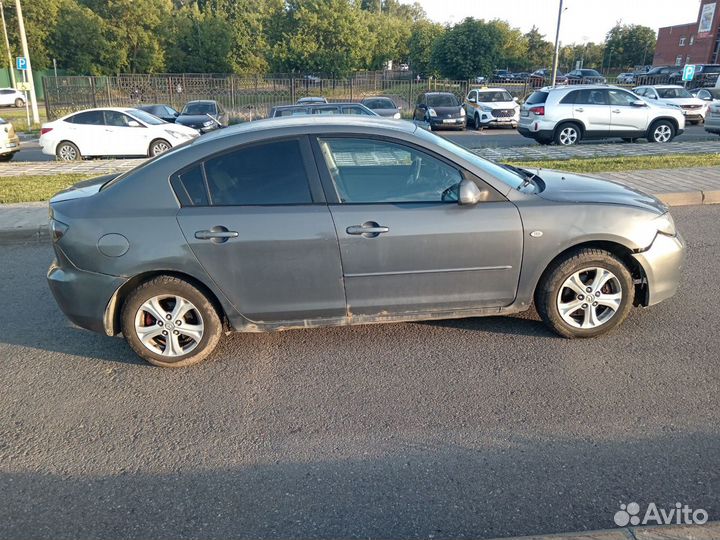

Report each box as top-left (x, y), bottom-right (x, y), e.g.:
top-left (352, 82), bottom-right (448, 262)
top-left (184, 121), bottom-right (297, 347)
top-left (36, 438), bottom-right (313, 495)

top-left (471, 87), bottom-right (511, 93)
top-left (185, 100), bottom-right (216, 104)
top-left (540, 84), bottom-right (614, 92)
top-left (274, 102), bottom-right (366, 109)
top-left (424, 92), bottom-right (455, 95)
top-left (59, 107), bottom-right (143, 119)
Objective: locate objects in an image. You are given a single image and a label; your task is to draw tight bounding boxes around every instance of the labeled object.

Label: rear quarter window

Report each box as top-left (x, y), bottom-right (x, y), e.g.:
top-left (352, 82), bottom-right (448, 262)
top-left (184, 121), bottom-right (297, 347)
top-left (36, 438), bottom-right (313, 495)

top-left (525, 91), bottom-right (548, 105)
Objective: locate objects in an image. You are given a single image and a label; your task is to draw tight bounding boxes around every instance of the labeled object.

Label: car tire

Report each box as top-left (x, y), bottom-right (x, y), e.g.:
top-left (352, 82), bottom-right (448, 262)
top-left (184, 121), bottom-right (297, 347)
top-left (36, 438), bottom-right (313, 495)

top-left (121, 276), bottom-right (222, 367)
top-left (148, 138), bottom-right (171, 157)
top-left (0, 153), bottom-right (14, 161)
top-left (535, 248), bottom-right (634, 339)
top-left (554, 122), bottom-right (582, 146)
top-left (14, 98), bottom-right (24, 108)
top-left (55, 141), bottom-right (81, 161)
top-left (648, 120), bottom-right (675, 143)
top-left (474, 113), bottom-right (481, 130)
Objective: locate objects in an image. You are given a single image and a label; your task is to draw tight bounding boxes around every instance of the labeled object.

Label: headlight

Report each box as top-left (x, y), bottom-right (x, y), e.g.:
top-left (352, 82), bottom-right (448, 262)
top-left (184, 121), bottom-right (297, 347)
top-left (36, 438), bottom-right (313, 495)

top-left (427, 108), bottom-right (437, 117)
top-left (50, 219), bottom-right (68, 242)
top-left (481, 105), bottom-right (493, 112)
top-left (459, 107), bottom-right (466, 116)
top-left (654, 213), bottom-right (676, 236)
top-left (202, 120), bottom-right (214, 127)
top-left (393, 112), bottom-right (401, 119)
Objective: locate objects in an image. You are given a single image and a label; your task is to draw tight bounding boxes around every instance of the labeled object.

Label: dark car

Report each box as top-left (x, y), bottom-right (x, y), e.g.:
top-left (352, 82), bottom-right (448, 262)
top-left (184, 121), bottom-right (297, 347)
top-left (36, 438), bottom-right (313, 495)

top-left (296, 96), bottom-right (328, 104)
top-left (136, 104), bottom-right (180, 123)
top-left (635, 66), bottom-right (679, 86)
top-left (269, 103), bottom-right (377, 118)
top-left (491, 69), bottom-right (513, 83)
top-left (566, 69), bottom-right (607, 84)
top-left (687, 64), bottom-right (720, 88)
top-left (510, 72), bottom-right (531, 82)
top-left (175, 100), bottom-right (228, 133)
top-left (46, 116), bottom-right (684, 367)
top-left (360, 96), bottom-right (402, 118)
top-left (413, 92), bottom-right (466, 130)
top-left (529, 69), bottom-right (568, 88)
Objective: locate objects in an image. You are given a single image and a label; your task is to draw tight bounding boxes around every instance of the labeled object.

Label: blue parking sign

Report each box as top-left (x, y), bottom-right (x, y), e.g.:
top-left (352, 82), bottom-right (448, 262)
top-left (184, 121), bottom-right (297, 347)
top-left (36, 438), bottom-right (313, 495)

top-left (16, 57), bottom-right (27, 71)
top-left (682, 64), bottom-right (695, 82)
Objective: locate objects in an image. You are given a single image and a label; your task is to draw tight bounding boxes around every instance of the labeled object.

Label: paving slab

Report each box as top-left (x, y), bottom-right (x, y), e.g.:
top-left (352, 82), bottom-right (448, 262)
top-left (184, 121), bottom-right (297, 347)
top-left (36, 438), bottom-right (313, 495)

top-left (485, 522), bottom-right (720, 540)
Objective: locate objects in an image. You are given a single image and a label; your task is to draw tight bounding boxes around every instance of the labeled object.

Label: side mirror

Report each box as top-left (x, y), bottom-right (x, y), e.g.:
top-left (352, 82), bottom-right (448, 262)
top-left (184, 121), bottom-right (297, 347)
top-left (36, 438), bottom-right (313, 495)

top-left (468, 97), bottom-right (476, 103)
top-left (631, 99), bottom-right (647, 107)
top-left (458, 178), bottom-right (489, 205)
top-left (397, 105), bottom-right (402, 110)
top-left (127, 120), bottom-right (141, 127)
top-left (513, 96), bottom-right (519, 102)
top-left (173, 111), bottom-right (179, 117)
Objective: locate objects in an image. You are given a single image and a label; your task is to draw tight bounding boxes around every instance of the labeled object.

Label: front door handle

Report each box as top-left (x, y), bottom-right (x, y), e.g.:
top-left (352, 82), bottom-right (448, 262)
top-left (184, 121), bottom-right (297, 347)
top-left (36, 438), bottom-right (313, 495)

top-left (195, 226), bottom-right (239, 243)
top-left (612, 109), bottom-right (621, 113)
top-left (346, 221), bottom-right (389, 238)
top-left (574, 107), bottom-right (584, 112)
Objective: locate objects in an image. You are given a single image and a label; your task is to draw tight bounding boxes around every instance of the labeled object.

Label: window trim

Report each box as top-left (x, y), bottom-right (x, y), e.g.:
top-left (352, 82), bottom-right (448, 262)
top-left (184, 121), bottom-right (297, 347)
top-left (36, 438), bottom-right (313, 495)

top-left (308, 133), bottom-right (501, 206)
top-left (169, 135), bottom-right (326, 208)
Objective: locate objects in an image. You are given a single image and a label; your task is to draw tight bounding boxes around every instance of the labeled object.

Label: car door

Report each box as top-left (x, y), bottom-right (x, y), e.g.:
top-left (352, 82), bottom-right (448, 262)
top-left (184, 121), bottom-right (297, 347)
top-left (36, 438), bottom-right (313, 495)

top-left (0, 89), bottom-right (13, 106)
top-left (175, 136), bottom-right (346, 323)
top-left (414, 95), bottom-right (427, 120)
top-left (103, 111), bottom-right (149, 156)
top-left (312, 136), bottom-right (523, 316)
top-left (65, 110), bottom-right (106, 156)
top-left (571, 89), bottom-right (611, 137)
top-left (608, 88), bottom-right (648, 134)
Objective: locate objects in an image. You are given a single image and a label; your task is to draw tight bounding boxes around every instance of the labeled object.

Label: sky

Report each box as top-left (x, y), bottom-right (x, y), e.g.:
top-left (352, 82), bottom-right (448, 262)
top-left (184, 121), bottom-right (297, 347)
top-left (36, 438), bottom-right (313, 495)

top-left (403, 0), bottom-right (704, 44)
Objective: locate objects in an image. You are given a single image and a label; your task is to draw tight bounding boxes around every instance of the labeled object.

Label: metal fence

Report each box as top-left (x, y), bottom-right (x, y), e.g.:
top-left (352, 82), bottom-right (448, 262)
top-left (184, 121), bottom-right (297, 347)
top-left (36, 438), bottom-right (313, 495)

top-left (41, 73), bottom-right (651, 121)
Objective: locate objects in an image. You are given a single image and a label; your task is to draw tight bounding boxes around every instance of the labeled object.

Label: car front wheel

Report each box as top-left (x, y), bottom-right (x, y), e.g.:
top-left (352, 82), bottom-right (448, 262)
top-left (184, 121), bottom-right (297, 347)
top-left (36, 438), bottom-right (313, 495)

top-left (121, 276), bottom-right (222, 367)
top-left (14, 98), bottom-right (24, 108)
top-left (149, 138), bottom-right (171, 157)
top-left (649, 120), bottom-right (675, 143)
top-left (535, 248), bottom-right (634, 338)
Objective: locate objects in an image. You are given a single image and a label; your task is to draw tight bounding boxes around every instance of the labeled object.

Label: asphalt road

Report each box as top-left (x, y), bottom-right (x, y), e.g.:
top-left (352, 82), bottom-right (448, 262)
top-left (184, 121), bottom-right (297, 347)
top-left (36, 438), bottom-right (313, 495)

top-left (0, 205), bottom-right (718, 540)
top-left (14, 123), bottom-right (717, 162)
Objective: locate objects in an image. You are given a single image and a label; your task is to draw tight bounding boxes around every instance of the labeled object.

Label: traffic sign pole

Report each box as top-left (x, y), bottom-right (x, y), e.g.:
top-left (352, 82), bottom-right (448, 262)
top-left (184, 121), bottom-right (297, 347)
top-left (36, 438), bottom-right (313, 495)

top-left (22, 68), bottom-right (28, 129)
top-left (14, 0), bottom-right (39, 125)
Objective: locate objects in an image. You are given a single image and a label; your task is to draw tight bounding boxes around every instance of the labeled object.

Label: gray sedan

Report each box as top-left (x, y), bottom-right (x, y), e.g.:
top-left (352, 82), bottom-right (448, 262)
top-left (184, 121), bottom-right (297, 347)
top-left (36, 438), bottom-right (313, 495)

top-left (47, 117), bottom-right (684, 367)
top-left (360, 96), bottom-right (402, 118)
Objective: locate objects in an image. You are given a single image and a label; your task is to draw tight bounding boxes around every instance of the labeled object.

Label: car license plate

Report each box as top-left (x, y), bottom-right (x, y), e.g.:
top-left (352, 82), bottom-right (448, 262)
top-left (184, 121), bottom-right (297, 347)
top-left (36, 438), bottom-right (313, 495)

top-left (442, 119), bottom-right (455, 124)
top-left (521, 110), bottom-right (529, 117)
top-left (7, 142), bottom-right (17, 148)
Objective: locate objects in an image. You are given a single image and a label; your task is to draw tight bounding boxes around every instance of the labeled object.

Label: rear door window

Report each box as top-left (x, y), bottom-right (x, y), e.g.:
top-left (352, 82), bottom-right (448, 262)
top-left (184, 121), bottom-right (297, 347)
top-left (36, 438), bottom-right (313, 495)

top-left (576, 89), bottom-right (609, 105)
top-left (69, 111), bottom-right (104, 125)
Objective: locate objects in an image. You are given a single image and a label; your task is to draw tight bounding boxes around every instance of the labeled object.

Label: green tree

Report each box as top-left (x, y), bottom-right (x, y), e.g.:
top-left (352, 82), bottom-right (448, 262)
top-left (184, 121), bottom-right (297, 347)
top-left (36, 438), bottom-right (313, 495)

top-left (604, 23), bottom-right (656, 70)
top-left (367, 12), bottom-right (411, 69)
top-left (166, 5), bottom-right (233, 73)
top-left (431, 18), bottom-right (505, 80)
top-left (5, 0), bottom-right (63, 69)
top-left (407, 20), bottom-right (444, 76)
top-left (491, 19), bottom-right (527, 71)
top-left (272, 0), bottom-right (371, 76)
top-left (524, 26), bottom-right (554, 70)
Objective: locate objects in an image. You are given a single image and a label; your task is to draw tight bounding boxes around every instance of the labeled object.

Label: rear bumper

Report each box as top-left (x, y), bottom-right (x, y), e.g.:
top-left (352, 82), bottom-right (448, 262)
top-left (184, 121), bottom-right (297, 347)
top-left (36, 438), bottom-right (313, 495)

top-left (633, 232), bottom-right (685, 306)
top-left (47, 249), bottom-right (126, 335)
top-left (517, 125), bottom-right (554, 141)
top-left (0, 135), bottom-right (20, 155)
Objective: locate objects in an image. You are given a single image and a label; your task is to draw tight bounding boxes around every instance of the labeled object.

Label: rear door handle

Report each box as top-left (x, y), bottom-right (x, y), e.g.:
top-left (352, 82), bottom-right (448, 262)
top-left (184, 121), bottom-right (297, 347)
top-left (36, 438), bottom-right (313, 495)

top-left (195, 226), bottom-right (239, 243)
top-left (574, 107), bottom-right (584, 112)
top-left (346, 221), bottom-right (389, 238)
top-left (612, 109), bottom-right (621, 113)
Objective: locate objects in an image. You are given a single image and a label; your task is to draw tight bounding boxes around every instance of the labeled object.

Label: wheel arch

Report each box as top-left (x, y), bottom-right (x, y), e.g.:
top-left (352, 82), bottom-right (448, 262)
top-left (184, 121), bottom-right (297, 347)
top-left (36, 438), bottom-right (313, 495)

top-left (533, 239), bottom-right (648, 308)
top-left (55, 139), bottom-right (81, 158)
top-left (103, 270), bottom-right (229, 336)
top-left (554, 119), bottom-right (585, 137)
top-left (647, 116), bottom-right (680, 136)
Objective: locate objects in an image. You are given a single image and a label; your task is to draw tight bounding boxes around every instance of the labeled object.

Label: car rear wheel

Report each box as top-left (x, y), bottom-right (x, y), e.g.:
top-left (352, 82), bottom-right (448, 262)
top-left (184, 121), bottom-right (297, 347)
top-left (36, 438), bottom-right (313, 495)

top-left (649, 120), bottom-right (675, 143)
top-left (554, 123), bottom-right (581, 146)
top-left (149, 138), bottom-right (171, 157)
top-left (535, 248), bottom-right (634, 338)
top-left (121, 276), bottom-right (222, 367)
top-left (14, 98), bottom-right (24, 108)
top-left (474, 113), bottom-right (481, 130)
top-left (55, 141), bottom-right (81, 161)
top-left (0, 153), bottom-right (14, 162)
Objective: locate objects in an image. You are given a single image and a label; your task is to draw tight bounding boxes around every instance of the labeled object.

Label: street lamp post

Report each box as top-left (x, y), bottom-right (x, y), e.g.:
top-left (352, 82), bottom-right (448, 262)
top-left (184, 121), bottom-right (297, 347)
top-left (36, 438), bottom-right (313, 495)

top-left (550, 0), bottom-right (564, 87)
top-left (0, 1), bottom-right (14, 88)
top-left (14, 0), bottom-right (39, 125)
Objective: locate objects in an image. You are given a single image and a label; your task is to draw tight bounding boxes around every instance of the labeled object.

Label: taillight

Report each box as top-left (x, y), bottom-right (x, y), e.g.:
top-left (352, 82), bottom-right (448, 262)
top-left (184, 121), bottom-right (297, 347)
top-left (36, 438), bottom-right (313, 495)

top-left (529, 106), bottom-right (545, 116)
top-left (50, 219), bottom-right (68, 242)
top-left (40, 127), bottom-right (53, 135)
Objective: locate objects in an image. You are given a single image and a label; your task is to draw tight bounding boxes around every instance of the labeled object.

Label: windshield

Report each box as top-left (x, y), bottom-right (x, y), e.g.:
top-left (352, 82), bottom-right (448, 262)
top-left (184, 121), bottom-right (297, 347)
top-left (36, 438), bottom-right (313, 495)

top-left (363, 98), bottom-right (395, 109)
top-left (415, 128), bottom-right (523, 190)
top-left (476, 91), bottom-right (514, 102)
top-left (658, 87), bottom-right (692, 99)
top-left (579, 70), bottom-right (601, 76)
top-left (127, 108), bottom-right (166, 125)
top-left (426, 94), bottom-right (459, 107)
top-left (182, 102), bottom-right (215, 115)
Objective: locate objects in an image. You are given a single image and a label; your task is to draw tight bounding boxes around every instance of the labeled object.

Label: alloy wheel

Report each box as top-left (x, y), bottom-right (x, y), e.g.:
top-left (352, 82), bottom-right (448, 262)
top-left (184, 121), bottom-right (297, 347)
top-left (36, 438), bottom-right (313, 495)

top-left (151, 141), bottom-right (170, 156)
top-left (57, 144), bottom-right (78, 161)
top-left (653, 124), bottom-right (672, 142)
top-left (134, 294), bottom-right (205, 357)
top-left (556, 267), bottom-right (623, 329)
top-left (558, 126), bottom-right (578, 145)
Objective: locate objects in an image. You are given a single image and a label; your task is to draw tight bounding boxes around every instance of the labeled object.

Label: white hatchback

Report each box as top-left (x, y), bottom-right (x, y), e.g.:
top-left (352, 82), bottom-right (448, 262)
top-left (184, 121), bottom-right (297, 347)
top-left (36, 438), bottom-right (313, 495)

top-left (0, 88), bottom-right (26, 108)
top-left (39, 107), bottom-right (199, 160)
top-left (633, 85), bottom-right (708, 124)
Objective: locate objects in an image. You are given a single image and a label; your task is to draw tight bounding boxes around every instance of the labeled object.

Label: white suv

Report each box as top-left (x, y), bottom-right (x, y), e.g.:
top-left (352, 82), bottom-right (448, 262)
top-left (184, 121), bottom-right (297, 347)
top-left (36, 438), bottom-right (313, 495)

top-left (518, 85), bottom-right (685, 145)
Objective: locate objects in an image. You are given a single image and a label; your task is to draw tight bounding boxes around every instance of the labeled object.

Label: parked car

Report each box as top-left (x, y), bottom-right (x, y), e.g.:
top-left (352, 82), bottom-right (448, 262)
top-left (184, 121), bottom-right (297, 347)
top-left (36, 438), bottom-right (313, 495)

top-left (510, 72), bottom-right (531, 82)
top-left (360, 96), bottom-right (402, 118)
top-left (633, 85), bottom-right (707, 124)
top-left (175, 100), bottom-right (228, 132)
top-left (136, 104), bottom-right (181, 123)
top-left (566, 69), bottom-right (607, 84)
top-left (269, 103), bottom-right (377, 118)
top-left (616, 72), bottom-right (637, 85)
top-left (0, 117), bottom-right (20, 161)
top-left (464, 88), bottom-right (519, 129)
top-left (39, 107), bottom-right (199, 160)
top-left (635, 66), bottom-right (679, 85)
top-left (0, 88), bottom-right (25, 108)
top-left (529, 69), bottom-right (568, 88)
top-left (518, 85), bottom-right (685, 145)
top-left (413, 92), bottom-right (466, 130)
top-left (399, 63), bottom-right (410, 71)
top-left (491, 69), bottom-right (513, 83)
top-left (704, 99), bottom-right (720, 136)
top-left (683, 64), bottom-right (720, 88)
top-left (693, 87), bottom-right (720, 102)
top-left (46, 116), bottom-right (685, 366)
top-left (296, 96), bottom-right (328, 104)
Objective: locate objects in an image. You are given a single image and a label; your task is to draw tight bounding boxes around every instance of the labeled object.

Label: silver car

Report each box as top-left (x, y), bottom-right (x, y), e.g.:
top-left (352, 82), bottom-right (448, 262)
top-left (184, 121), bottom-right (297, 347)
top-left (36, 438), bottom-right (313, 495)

top-left (47, 117), bottom-right (684, 367)
top-left (518, 84), bottom-right (686, 145)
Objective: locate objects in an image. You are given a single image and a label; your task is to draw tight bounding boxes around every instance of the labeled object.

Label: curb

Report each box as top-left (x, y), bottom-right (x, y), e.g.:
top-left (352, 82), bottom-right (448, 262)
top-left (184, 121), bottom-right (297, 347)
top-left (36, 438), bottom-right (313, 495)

top-left (485, 521), bottom-right (720, 540)
top-left (0, 190), bottom-right (718, 246)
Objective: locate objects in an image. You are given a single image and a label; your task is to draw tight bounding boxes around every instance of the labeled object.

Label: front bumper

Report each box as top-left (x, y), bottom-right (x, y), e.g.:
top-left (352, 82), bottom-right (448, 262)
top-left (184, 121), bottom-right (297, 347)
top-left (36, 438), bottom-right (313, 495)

top-left (633, 232), bottom-right (685, 306)
top-left (47, 248), bottom-right (126, 335)
top-left (428, 117), bottom-right (466, 129)
top-left (0, 135), bottom-right (20, 156)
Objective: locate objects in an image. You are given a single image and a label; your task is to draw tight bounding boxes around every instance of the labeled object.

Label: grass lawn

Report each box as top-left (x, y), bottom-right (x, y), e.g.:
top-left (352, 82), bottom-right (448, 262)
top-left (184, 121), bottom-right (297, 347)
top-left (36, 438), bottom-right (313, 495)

top-left (0, 103), bottom-right (47, 132)
top-left (0, 174), bottom-right (92, 204)
top-left (507, 153), bottom-right (720, 174)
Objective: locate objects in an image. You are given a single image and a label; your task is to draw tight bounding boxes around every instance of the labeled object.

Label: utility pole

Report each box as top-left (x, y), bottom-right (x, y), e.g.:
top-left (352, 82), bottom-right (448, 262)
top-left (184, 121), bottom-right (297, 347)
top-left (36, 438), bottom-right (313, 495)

top-left (550, 0), bottom-right (564, 87)
top-left (14, 0), bottom-right (39, 124)
top-left (0, 1), bottom-right (14, 88)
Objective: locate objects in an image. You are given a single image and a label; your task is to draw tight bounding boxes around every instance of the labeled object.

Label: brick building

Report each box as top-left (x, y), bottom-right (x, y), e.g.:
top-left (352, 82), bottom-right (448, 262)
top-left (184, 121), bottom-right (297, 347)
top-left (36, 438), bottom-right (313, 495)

top-left (653, 1), bottom-right (720, 66)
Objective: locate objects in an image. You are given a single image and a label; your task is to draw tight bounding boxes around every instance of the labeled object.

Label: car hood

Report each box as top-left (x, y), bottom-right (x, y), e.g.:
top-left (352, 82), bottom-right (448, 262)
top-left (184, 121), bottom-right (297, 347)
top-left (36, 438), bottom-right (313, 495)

top-left (480, 101), bottom-right (517, 109)
top-left (50, 174), bottom-right (118, 204)
top-left (372, 108), bottom-right (400, 117)
top-left (176, 114), bottom-right (216, 125)
top-left (661, 97), bottom-right (704, 106)
top-left (534, 169), bottom-right (667, 214)
top-left (430, 106), bottom-right (463, 115)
